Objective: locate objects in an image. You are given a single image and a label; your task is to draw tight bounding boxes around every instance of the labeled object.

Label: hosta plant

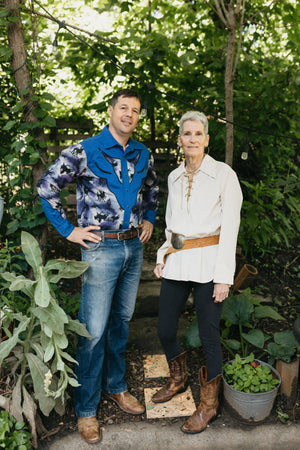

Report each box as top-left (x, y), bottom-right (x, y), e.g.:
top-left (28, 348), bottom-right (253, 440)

top-left (0, 232), bottom-right (90, 448)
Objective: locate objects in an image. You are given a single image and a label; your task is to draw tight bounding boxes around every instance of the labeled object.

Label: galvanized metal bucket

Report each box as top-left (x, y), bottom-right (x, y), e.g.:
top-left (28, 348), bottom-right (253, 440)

top-left (223, 359), bottom-right (281, 423)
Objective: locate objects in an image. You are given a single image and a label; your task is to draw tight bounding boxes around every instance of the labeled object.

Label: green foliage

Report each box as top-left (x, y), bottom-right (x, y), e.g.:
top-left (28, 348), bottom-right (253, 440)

top-left (223, 353), bottom-right (280, 393)
top-left (239, 166), bottom-right (300, 257)
top-left (0, 232), bottom-right (90, 444)
top-left (182, 288), bottom-right (287, 361)
top-left (221, 289), bottom-right (285, 358)
top-left (276, 407), bottom-right (290, 424)
top-left (0, 410), bottom-right (32, 450)
top-left (182, 318), bottom-right (202, 348)
top-left (267, 331), bottom-right (299, 364)
top-left (0, 239), bottom-right (29, 318)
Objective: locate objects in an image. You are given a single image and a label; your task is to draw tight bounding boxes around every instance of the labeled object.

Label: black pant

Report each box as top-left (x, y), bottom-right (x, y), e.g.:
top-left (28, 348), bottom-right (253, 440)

top-left (157, 278), bottom-right (223, 381)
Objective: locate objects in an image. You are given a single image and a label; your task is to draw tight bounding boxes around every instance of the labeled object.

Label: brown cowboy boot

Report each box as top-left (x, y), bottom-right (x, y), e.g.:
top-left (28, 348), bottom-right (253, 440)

top-left (181, 366), bottom-right (221, 434)
top-left (152, 352), bottom-right (188, 403)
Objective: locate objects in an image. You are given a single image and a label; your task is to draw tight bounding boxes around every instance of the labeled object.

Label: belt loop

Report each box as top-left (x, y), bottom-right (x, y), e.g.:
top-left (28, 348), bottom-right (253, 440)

top-left (101, 230), bottom-right (105, 242)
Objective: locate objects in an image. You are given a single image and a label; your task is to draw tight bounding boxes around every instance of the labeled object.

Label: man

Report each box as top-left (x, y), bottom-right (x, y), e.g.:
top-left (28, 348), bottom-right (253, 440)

top-left (37, 89), bottom-right (159, 444)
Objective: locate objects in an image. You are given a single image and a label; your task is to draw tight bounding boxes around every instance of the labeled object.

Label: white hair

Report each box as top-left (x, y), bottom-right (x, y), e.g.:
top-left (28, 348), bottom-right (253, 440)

top-left (179, 111), bottom-right (208, 136)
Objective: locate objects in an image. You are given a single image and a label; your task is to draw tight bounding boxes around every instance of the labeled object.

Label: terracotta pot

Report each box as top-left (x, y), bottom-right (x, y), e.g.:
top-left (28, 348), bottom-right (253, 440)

top-left (276, 358), bottom-right (299, 408)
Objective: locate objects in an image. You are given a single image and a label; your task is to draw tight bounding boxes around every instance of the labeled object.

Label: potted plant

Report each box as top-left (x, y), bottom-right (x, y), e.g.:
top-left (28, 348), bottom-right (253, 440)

top-left (223, 353), bottom-right (281, 423)
top-left (267, 329), bottom-right (299, 408)
top-left (0, 231), bottom-right (90, 448)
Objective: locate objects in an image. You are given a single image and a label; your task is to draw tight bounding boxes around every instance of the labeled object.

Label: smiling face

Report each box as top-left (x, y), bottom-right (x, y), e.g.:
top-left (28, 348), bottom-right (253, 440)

top-left (108, 95), bottom-right (141, 144)
top-left (178, 120), bottom-right (209, 160)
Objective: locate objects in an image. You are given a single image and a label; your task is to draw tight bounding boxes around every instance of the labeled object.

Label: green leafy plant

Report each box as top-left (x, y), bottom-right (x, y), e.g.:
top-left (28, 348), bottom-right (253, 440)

top-left (0, 231), bottom-right (90, 448)
top-left (223, 353), bottom-right (280, 393)
top-left (0, 239), bottom-right (29, 317)
top-left (221, 289), bottom-right (285, 357)
top-left (267, 330), bottom-right (299, 364)
top-left (183, 289), bottom-right (286, 358)
top-left (276, 407), bottom-right (290, 424)
top-left (0, 410), bottom-right (32, 449)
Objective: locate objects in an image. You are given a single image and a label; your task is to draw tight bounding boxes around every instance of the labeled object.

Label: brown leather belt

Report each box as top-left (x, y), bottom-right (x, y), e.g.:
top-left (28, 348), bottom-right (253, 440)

top-left (92, 229), bottom-right (138, 240)
top-left (163, 234), bottom-right (219, 263)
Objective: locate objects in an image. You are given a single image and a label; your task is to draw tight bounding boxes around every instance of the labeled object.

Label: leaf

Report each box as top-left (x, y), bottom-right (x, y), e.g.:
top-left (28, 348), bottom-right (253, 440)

top-left (59, 349), bottom-right (77, 365)
top-left (54, 394), bottom-right (66, 416)
top-left (52, 332), bottom-right (68, 350)
top-left (25, 353), bottom-right (55, 416)
top-left (68, 377), bottom-right (80, 387)
top-left (7, 274), bottom-right (35, 294)
top-left (47, 260), bottom-right (89, 283)
top-left (182, 319), bottom-right (202, 348)
top-left (11, 377), bottom-right (23, 423)
top-left (223, 339), bottom-right (241, 350)
top-left (242, 329), bottom-right (265, 348)
top-left (6, 219), bottom-right (19, 235)
top-left (274, 330), bottom-right (298, 348)
top-left (66, 318), bottom-right (91, 338)
top-left (21, 232), bottom-right (43, 276)
top-left (30, 342), bottom-right (44, 360)
top-left (31, 303), bottom-right (65, 335)
top-left (22, 385), bottom-right (38, 449)
top-left (34, 272), bottom-right (51, 307)
top-left (3, 120), bottom-right (18, 131)
top-left (44, 341), bottom-right (55, 362)
top-left (0, 318), bottom-right (31, 364)
top-left (222, 294), bottom-right (254, 325)
top-left (254, 306), bottom-right (285, 321)
top-left (42, 116), bottom-right (56, 127)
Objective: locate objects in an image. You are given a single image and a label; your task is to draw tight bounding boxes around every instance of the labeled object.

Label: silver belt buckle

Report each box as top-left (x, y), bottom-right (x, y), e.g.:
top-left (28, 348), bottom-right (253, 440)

top-left (171, 233), bottom-right (184, 250)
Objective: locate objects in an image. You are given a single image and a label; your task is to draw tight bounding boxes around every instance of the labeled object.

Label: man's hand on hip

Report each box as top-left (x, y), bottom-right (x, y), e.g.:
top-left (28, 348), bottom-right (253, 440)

top-left (67, 226), bottom-right (101, 249)
top-left (138, 220), bottom-right (153, 244)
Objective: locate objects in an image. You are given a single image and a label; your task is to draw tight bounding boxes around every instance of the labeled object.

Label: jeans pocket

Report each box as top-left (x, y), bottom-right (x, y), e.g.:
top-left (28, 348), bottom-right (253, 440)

top-left (81, 240), bottom-right (102, 252)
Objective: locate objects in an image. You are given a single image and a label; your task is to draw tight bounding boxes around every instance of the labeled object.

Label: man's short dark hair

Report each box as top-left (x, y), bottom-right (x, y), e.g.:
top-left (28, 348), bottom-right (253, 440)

top-left (110, 89), bottom-right (142, 107)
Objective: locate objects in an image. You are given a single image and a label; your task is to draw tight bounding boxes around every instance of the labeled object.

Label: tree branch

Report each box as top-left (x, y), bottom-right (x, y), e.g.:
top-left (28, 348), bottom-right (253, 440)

top-left (234, 0), bottom-right (242, 16)
top-left (202, 0), bottom-right (228, 27)
top-left (232, 0), bottom-right (245, 78)
top-left (214, 0), bottom-right (228, 26)
top-left (220, 0), bottom-right (229, 19)
top-left (23, 7), bottom-right (117, 45)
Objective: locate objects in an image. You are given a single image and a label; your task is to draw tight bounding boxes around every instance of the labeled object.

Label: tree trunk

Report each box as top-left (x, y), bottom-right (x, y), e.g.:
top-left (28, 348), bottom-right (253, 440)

top-left (5, 0), bottom-right (47, 251)
top-left (225, 28), bottom-right (235, 167)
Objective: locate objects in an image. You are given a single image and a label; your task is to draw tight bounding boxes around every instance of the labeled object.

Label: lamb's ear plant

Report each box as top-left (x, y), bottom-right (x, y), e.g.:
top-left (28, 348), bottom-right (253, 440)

top-left (0, 231), bottom-right (90, 448)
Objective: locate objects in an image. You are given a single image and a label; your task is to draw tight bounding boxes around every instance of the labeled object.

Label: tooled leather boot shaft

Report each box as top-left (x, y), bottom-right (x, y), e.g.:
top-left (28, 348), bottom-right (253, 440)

top-left (152, 352), bottom-right (188, 403)
top-left (181, 366), bottom-right (221, 434)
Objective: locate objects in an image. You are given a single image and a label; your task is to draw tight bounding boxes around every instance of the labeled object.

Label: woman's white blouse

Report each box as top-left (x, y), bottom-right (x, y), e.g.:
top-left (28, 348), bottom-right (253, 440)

top-left (156, 155), bottom-right (243, 285)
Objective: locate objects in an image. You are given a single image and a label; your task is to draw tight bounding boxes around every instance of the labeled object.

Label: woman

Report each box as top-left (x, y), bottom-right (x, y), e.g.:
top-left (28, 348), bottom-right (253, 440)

top-left (153, 111), bottom-right (243, 434)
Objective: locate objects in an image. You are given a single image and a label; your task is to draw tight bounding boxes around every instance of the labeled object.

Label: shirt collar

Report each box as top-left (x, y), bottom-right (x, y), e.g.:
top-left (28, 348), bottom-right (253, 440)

top-left (174, 154), bottom-right (217, 183)
top-left (100, 125), bottom-right (145, 154)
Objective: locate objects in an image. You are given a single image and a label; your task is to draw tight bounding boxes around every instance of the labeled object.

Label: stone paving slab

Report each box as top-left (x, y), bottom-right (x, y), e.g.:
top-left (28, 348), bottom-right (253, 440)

top-left (144, 386), bottom-right (196, 419)
top-left (143, 354), bottom-right (169, 379)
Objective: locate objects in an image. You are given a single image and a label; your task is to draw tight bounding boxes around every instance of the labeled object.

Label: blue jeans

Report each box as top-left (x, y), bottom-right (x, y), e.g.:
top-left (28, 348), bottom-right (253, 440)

top-left (73, 234), bottom-right (143, 418)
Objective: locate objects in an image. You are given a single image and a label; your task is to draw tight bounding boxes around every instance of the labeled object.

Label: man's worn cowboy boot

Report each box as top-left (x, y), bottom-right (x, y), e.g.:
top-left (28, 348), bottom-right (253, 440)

top-left (152, 351), bottom-right (188, 403)
top-left (181, 366), bottom-right (221, 434)
top-left (78, 416), bottom-right (101, 444)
